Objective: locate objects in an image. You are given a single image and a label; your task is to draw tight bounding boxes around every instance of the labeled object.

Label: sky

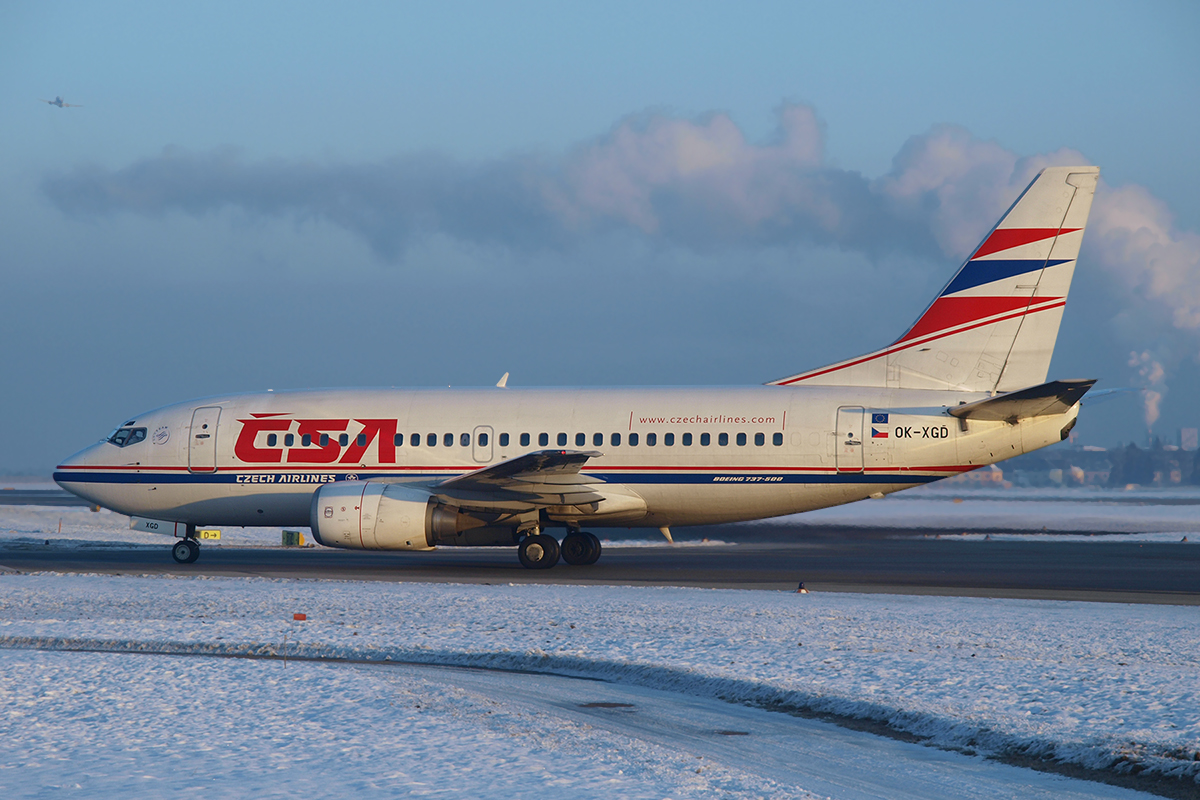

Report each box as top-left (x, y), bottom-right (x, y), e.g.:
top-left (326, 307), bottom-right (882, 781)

top-left (2, 0), bottom-right (1199, 474)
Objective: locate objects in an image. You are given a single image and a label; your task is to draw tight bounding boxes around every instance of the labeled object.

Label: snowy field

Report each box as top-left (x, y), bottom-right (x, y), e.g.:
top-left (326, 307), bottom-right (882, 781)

top-left (749, 487), bottom-right (1200, 538)
top-left (0, 574), bottom-right (1196, 798)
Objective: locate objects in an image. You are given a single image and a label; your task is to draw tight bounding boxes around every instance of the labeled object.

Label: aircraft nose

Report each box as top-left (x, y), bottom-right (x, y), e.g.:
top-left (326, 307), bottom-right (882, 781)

top-left (53, 442), bottom-right (103, 490)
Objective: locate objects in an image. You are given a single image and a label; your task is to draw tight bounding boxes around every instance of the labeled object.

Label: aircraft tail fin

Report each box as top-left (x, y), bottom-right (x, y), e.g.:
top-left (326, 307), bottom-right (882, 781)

top-left (769, 166), bottom-right (1099, 392)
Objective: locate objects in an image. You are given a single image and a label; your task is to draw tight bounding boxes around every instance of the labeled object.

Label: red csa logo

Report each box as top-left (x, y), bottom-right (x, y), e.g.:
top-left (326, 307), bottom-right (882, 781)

top-left (234, 414), bottom-right (398, 464)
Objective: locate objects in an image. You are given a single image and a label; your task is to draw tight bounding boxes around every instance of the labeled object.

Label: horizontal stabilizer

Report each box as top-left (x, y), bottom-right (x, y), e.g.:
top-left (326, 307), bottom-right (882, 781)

top-left (948, 379), bottom-right (1096, 423)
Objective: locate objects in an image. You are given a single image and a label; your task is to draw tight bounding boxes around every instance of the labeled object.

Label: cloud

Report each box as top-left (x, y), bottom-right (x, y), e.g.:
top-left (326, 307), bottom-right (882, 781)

top-left (41, 105), bottom-right (935, 260)
top-left (41, 102), bottom-right (1200, 420)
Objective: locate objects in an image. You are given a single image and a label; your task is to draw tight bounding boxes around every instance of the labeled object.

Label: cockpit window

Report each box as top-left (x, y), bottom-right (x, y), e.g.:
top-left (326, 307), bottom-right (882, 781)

top-left (107, 427), bottom-right (147, 447)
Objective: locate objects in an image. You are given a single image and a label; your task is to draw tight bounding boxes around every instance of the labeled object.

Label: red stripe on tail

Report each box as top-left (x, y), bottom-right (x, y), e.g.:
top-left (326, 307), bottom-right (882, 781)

top-left (972, 228), bottom-right (1078, 259)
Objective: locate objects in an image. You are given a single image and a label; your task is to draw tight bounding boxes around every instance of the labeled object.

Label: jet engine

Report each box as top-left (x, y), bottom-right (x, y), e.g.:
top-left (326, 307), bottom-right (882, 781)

top-left (310, 481), bottom-right (439, 550)
top-left (309, 481), bottom-right (517, 550)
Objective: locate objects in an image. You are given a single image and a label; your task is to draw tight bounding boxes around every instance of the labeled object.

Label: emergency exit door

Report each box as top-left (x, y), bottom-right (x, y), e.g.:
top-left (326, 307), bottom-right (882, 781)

top-left (472, 426), bottom-right (494, 462)
top-left (836, 406), bottom-right (864, 473)
top-left (189, 406), bottom-right (222, 473)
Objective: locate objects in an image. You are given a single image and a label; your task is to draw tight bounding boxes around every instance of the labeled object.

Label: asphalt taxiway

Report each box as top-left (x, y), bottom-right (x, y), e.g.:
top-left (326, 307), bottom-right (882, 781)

top-left (2, 530), bottom-right (1196, 604)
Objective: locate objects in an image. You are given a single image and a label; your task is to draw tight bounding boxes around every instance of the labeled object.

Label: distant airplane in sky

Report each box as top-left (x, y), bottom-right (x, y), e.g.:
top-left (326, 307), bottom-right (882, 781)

top-left (40, 96), bottom-right (82, 108)
top-left (56, 167), bottom-right (1101, 569)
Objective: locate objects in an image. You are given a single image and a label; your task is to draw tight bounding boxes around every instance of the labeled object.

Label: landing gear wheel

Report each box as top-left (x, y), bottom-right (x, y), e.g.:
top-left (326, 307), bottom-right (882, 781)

top-left (582, 532), bottom-right (602, 565)
top-left (518, 533), bottom-right (560, 569)
top-left (560, 532), bottom-right (592, 565)
top-left (172, 539), bottom-right (200, 564)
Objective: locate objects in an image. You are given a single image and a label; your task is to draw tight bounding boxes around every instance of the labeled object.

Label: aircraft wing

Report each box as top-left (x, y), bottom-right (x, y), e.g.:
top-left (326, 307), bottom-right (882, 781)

top-left (948, 379), bottom-right (1097, 423)
top-left (433, 449), bottom-right (606, 508)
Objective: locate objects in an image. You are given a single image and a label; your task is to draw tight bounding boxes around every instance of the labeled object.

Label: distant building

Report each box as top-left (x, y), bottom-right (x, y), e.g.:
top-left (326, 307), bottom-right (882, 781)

top-left (944, 463), bottom-right (1009, 486)
top-left (1181, 428), bottom-right (1198, 452)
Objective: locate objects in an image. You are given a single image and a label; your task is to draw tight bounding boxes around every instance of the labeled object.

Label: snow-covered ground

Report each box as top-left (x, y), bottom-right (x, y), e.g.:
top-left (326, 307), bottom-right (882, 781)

top-left (0, 574), bottom-right (1195, 797)
top-left (752, 488), bottom-right (1200, 537)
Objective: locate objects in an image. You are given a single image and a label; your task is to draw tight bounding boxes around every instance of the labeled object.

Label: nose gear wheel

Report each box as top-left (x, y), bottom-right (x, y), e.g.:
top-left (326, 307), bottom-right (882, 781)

top-left (171, 539), bottom-right (200, 564)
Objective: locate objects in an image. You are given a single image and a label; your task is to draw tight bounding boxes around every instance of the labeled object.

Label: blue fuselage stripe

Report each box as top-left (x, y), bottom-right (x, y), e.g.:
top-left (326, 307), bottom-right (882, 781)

top-left (54, 470), bottom-right (942, 487)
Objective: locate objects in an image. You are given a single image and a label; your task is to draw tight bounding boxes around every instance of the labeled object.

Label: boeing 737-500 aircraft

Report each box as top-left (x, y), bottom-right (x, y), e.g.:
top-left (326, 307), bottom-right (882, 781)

top-left (56, 167), bottom-right (1100, 568)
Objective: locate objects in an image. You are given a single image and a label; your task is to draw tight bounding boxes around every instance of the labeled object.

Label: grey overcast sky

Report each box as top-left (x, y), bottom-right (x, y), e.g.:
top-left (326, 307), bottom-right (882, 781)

top-left (2, 0), bottom-right (1199, 474)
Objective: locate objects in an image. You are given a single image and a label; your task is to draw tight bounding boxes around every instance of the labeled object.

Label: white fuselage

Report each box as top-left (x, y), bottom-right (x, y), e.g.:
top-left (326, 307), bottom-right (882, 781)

top-left (55, 384), bottom-right (1074, 533)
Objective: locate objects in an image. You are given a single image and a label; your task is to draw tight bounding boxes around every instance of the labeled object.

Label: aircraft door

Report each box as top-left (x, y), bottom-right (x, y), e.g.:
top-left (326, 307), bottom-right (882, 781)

top-left (472, 425), bottom-right (493, 463)
top-left (836, 406), bottom-right (864, 473)
top-left (189, 406), bottom-right (222, 473)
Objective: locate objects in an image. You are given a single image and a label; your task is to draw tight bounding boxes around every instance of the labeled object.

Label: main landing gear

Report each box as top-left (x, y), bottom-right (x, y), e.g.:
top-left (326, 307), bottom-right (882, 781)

top-left (561, 531), bottom-right (601, 566)
top-left (171, 527), bottom-right (200, 564)
top-left (517, 529), bottom-right (602, 569)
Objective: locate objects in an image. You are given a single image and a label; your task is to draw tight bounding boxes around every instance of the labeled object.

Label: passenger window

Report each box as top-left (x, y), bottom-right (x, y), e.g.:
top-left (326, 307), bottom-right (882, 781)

top-left (479, 432), bottom-right (489, 446)
top-left (557, 433), bottom-right (567, 446)
top-left (611, 433), bottom-right (621, 446)
top-left (718, 433), bottom-right (728, 446)
top-left (571, 433), bottom-right (582, 446)
top-left (267, 434), bottom-right (277, 447)
top-left (499, 433), bottom-right (509, 447)
top-left (339, 433), bottom-right (349, 447)
top-left (773, 432), bottom-right (783, 446)
top-left (320, 434), bottom-right (330, 447)
top-left (755, 433), bottom-right (765, 446)
top-left (682, 433), bottom-right (692, 446)
top-left (444, 433), bottom-right (454, 447)
top-left (593, 433), bottom-right (603, 446)
top-left (394, 434), bottom-right (403, 447)
top-left (411, 433), bottom-right (421, 446)
top-left (427, 433), bottom-right (437, 447)
top-left (302, 434), bottom-right (312, 447)
top-left (460, 433), bottom-right (470, 447)
top-left (539, 433), bottom-right (548, 447)
top-left (358, 433), bottom-right (368, 447)
top-left (737, 433), bottom-right (747, 446)
top-left (629, 433), bottom-right (639, 446)
top-left (647, 433), bottom-right (657, 446)
top-left (520, 433), bottom-right (530, 446)
top-left (664, 433), bottom-right (674, 446)
top-left (285, 434), bottom-right (294, 447)
top-left (700, 433), bottom-right (710, 446)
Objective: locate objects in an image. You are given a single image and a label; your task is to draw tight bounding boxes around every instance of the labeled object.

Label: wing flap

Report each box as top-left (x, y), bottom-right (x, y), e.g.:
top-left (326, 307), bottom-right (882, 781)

top-left (434, 449), bottom-right (607, 509)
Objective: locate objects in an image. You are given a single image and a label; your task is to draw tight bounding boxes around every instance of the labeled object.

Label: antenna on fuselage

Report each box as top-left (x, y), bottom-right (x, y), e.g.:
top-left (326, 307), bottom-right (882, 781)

top-left (496, 372), bottom-right (509, 388)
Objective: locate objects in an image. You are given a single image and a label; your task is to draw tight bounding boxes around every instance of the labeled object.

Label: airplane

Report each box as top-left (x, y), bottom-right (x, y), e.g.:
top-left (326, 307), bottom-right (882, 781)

top-left (55, 166), bottom-right (1100, 569)
top-left (40, 96), bottom-right (82, 108)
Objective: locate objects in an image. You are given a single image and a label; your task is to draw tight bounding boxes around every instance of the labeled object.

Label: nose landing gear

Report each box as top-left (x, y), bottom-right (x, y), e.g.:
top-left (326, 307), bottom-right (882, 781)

top-left (171, 527), bottom-right (201, 564)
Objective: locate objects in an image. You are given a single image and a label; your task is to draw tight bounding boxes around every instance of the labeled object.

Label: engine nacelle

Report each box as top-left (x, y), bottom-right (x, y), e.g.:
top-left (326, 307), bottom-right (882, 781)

top-left (310, 481), bottom-right (439, 551)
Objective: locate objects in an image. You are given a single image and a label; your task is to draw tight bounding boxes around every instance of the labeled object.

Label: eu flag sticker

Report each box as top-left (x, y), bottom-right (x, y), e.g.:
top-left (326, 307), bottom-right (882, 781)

top-left (871, 412), bottom-right (889, 424)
